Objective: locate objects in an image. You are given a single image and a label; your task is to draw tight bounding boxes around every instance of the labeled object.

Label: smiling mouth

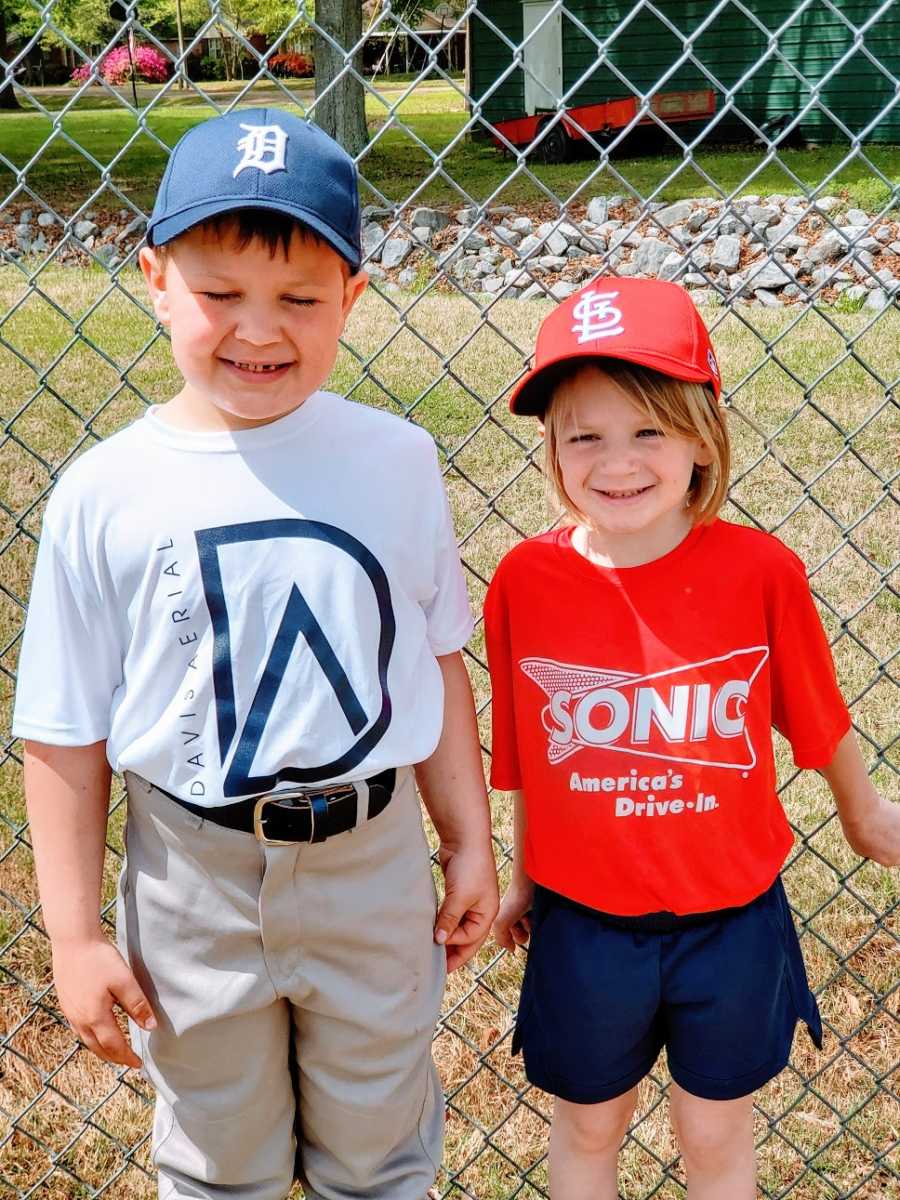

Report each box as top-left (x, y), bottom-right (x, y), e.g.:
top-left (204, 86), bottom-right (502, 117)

top-left (596, 485), bottom-right (653, 499)
top-left (225, 359), bottom-right (292, 373)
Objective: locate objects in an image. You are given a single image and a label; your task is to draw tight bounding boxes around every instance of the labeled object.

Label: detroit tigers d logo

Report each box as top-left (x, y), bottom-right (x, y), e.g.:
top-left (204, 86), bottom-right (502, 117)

top-left (196, 519), bottom-right (395, 796)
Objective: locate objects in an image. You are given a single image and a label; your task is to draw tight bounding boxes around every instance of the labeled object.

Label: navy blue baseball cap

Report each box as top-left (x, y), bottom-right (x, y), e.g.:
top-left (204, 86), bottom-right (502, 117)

top-left (147, 108), bottom-right (362, 270)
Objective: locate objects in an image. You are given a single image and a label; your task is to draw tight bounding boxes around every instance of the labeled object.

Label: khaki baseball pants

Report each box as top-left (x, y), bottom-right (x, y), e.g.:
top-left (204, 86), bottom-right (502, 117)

top-left (118, 767), bottom-right (446, 1200)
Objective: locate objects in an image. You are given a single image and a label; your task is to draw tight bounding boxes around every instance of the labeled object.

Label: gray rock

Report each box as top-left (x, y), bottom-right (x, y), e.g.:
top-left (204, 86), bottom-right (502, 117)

top-left (412, 226), bottom-right (432, 245)
top-left (361, 223), bottom-right (384, 260)
top-left (520, 282), bottom-right (546, 301)
top-left (745, 261), bottom-right (793, 290)
top-left (37, 211), bottom-right (58, 228)
top-left (586, 196), bottom-right (609, 225)
top-left (719, 216), bottom-right (743, 236)
top-left (518, 234), bottom-right (542, 259)
top-left (865, 288), bottom-right (889, 311)
top-left (656, 200), bottom-right (693, 228)
top-left (410, 207), bottom-right (449, 231)
top-left (845, 284), bottom-right (868, 303)
top-left (710, 234), bottom-right (742, 272)
top-left (20, 208), bottom-right (32, 223)
top-left (807, 215), bottom-right (824, 232)
top-left (101, 224), bottom-right (118, 241)
top-left (846, 208), bottom-right (869, 227)
top-left (481, 276), bottom-right (506, 294)
top-left (536, 226), bottom-right (567, 256)
top-left (115, 215), bottom-right (147, 243)
top-left (361, 204), bottom-right (394, 222)
top-left (381, 237), bottom-right (412, 269)
top-left (814, 196), bottom-right (840, 213)
top-left (471, 260), bottom-right (494, 279)
top-left (14, 223), bottom-right (31, 239)
top-left (597, 219), bottom-right (624, 236)
top-left (108, 255), bottom-right (122, 270)
top-left (16, 235), bottom-right (31, 254)
top-left (888, 241), bottom-right (900, 256)
top-left (632, 237), bottom-right (672, 275)
top-left (610, 229), bottom-right (641, 250)
top-left (687, 249), bottom-right (711, 272)
top-left (506, 268), bottom-right (537, 288)
top-left (458, 231), bottom-right (488, 252)
top-left (454, 207), bottom-right (477, 226)
top-left (538, 255), bottom-right (568, 270)
top-left (683, 272), bottom-right (710, 287)
top-left (557, 222), bottom-right (583, 244)
top-left (766, 218), bottom-right (796, 244)
top-left (780, 234), bottom-right (809, 251)
top-left (747, 204), bottom-right (780, 227)
top-left (498, 259), bottom-right (513, 276)
top-left (566, 245), bottom-right (588, 259)
top-left (607, 194), bottom-right (628, 209)
top-left (366, 263), bottom-right (386, 280)
top-left (685, 208), bottom-right (709, 233)
top-left (510, 216), bottom-right (534, 235)
top-left (753, 289), bottom-right (782, 307)
top-left (579, 235), bottom-right (607, 254)
top-left (811, 265), bottom-right (852, 287)
top-left (807, 232), bottom-right (844, 263)
top-left (94, 244), bottom-right (117, 267)
top-left (659, 252), bottom-right (688, 281)
top-left (82, 235), bottom-right (95, 250)
top-left (492, 226), bottom-right (521, 247)
top-left (549, 281), bottom-right (577, 300)
top-left (30, 232), bottom-right (47, 255)
top-left (782, 283), bottom-right (803, 299)
top-left (874, 224), bottom-right (892, 242)
top-left (478, 247), bottom-right (501, 264)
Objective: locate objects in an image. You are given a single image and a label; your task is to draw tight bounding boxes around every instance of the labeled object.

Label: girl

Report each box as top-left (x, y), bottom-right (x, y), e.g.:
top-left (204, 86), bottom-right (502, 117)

top-left (485, 277), bottom-right (899, 1200)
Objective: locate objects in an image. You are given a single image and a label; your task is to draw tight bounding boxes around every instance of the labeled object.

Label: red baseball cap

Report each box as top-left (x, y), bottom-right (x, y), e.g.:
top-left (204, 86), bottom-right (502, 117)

top-left (508, 276), bottom-right (721, 415)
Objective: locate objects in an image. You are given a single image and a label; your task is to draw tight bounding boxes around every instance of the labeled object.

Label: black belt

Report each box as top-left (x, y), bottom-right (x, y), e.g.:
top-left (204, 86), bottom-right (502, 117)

top-left (154, 768), bottom-right (396, 845)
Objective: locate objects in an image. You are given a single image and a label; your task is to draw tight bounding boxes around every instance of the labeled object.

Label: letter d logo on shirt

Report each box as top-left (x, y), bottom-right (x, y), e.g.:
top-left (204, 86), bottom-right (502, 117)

top-left (196, 519), bottom-right (395, 796)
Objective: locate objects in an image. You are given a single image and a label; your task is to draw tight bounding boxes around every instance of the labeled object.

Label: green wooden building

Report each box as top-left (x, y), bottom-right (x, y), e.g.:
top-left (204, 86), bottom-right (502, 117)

top-left (468, 1), bottom-right (900, 147)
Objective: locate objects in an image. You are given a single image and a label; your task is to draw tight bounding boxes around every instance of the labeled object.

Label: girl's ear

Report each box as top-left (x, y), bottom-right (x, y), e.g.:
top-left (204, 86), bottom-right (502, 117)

top-left (537, 421), bottom-right (545, 438)
top-left (694, 441), bottom-right (714, 467)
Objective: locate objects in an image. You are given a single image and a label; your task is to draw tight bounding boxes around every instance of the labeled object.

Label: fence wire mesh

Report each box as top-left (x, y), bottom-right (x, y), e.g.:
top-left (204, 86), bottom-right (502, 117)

top-left (0, 1), bottom-right (898, 1197)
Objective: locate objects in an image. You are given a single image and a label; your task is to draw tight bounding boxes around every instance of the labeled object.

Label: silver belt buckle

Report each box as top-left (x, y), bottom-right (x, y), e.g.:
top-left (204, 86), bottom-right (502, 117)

top-left (252, 783), bottom-right (356, 846)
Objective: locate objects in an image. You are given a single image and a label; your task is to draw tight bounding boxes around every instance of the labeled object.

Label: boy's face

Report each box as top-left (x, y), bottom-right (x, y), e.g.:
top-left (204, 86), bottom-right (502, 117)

top-left (139, 225), bottom-right (367, 429)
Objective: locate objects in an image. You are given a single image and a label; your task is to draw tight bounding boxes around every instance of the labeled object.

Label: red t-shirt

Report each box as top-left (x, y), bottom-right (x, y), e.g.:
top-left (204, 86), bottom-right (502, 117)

top-left (484, 519), bottom-right (850, 916)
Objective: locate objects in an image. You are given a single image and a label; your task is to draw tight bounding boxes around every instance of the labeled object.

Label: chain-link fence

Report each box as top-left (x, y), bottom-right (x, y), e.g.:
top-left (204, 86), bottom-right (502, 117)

top-left (1, 1), bottom-right (898, 1197)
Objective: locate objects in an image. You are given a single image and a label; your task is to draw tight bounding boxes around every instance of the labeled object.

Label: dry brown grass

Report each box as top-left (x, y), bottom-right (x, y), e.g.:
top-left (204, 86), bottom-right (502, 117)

top-left (1, 268), bottom-right (897, 1199)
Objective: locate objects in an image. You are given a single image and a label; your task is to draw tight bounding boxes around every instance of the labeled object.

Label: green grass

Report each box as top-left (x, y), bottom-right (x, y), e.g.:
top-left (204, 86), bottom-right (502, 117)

top-left (3, 80), bottom-right (899, 214)
top-left (0, 270), bottom-right (897, 1200)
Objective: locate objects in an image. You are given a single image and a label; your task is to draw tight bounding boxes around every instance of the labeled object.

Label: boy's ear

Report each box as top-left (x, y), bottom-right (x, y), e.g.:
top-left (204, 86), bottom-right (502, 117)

top-left (340, 269), bottom-right (368, 323)
top-left (139, 246), bottom-right (171, 327)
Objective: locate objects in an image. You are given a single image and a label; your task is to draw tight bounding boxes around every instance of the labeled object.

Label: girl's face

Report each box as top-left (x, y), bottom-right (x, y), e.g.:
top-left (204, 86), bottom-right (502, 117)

top-left (553, 368), bottom-right (712, 559)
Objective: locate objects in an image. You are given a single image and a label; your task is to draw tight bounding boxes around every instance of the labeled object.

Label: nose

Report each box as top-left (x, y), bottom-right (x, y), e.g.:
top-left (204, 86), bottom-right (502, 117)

top-left (233, 304), bottom-right (283, 346)
top-left (592, 438), bottom-right (641, 478)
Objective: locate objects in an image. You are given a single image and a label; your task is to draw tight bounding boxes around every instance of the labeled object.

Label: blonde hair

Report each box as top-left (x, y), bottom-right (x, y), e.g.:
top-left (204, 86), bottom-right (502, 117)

top-left (542, 359), bottom-right (730, 526)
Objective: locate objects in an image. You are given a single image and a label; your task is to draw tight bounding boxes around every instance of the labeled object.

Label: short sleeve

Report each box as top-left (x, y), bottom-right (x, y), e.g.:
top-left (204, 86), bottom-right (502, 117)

top-left (769, 552), bottom-right (851, 768)
top-left (420, 449), bottom-right (475, 656)
top-left (12, 523), bottom-right (123, 745)
top-left (484, 565), bottom-right (522, 790)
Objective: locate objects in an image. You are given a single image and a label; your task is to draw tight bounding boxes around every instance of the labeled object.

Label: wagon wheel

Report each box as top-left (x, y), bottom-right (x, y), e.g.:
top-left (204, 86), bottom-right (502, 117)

top-left (537, 120), bottom-right (569, 165)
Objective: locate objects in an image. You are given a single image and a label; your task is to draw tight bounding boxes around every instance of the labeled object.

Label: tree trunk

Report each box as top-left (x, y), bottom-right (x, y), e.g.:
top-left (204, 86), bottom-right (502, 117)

top-left (314, 0), bottom-right (367, 156)
top-left (0, 9), bottom-right (21, 109)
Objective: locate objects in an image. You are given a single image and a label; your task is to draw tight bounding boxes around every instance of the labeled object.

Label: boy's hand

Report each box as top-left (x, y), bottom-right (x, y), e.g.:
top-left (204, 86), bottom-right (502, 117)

top-left (841, 797), bottom-right (900, 867)
top-left (492, 878), bottom-right (535, 953)
top-left (434, 843), bottom-right (499, 972)
top-left (52, 937), bottom-right (157, 1069)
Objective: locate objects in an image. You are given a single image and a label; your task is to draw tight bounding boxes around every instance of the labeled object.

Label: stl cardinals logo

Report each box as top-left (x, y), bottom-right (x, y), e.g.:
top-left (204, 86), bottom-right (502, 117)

top-left (571, 289), bottom-right (624, 343)
top-left (520, 646), bottom-right (768, 771)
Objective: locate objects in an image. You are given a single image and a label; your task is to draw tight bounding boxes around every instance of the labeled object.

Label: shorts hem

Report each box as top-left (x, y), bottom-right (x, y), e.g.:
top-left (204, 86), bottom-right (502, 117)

top-left (668, 1053), bottom-right (789, 1101)
top-left (524, 1057), bottom-right (657, 1105)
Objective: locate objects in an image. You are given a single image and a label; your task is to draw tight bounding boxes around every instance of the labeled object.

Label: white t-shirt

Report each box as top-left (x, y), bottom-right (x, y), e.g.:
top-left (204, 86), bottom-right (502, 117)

top-left (13, 391), bottom-right (474, 805)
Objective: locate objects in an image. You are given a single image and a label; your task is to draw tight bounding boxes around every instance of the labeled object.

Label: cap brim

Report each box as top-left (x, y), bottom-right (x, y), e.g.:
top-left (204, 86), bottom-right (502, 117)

top-left (509, 347), bottom-right (717, 415)
top-left (147, 197), bottom-right (362, 271)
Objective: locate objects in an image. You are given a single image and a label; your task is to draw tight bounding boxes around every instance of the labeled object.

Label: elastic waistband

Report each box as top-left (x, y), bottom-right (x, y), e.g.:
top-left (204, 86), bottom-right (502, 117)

top-left (536, 884), bottom-right (764, 933)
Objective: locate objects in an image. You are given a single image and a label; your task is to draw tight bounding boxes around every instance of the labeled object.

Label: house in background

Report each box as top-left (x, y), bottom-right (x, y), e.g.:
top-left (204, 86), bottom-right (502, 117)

top-left (468, 0), bottom-right (900, 158)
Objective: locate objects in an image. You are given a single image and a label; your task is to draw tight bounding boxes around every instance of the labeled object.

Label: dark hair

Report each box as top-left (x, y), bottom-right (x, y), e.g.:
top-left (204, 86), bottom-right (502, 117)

top-left (150, 208), bottom-right (352, 275)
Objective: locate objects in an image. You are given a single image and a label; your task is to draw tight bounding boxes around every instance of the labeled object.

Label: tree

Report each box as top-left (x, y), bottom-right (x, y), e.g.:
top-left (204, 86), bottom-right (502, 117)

top-left (314, 0), bottom-right (366, 155)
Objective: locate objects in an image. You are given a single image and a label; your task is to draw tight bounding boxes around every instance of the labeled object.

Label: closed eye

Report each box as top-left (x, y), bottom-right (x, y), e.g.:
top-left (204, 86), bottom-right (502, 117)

top-left (284, 297), bottom-right (317, 307)
top-left (637, 428), bottom-right (664, 438)
top-left (201, 292), bottom-right (238, 302)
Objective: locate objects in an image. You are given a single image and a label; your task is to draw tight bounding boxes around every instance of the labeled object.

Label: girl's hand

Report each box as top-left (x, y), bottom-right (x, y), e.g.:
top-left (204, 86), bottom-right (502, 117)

top-left (493, 878), bottom-right (535, 953)
top-left (841, 796), bottom-right (900, 867)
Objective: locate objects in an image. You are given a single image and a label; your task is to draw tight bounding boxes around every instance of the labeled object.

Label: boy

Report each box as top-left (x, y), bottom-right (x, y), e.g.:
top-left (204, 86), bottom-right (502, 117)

top-left (14, 109), bottom-right (498, 1200)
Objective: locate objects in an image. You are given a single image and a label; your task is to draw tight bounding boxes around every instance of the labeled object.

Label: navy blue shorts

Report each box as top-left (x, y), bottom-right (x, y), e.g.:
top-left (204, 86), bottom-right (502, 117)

top-left (512, 877), bottom-right (823, 1103)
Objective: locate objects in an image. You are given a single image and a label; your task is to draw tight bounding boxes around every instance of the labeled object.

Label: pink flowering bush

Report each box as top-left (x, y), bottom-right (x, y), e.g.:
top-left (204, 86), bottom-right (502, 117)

top-left (70, 44), bottom-right (170, 86)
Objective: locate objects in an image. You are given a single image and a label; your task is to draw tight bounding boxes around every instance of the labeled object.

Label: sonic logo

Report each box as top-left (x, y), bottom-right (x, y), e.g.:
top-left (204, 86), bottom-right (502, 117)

top-left (520, 646), bottom-right (768, 771)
